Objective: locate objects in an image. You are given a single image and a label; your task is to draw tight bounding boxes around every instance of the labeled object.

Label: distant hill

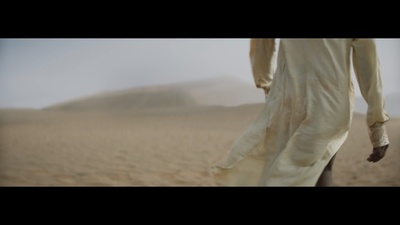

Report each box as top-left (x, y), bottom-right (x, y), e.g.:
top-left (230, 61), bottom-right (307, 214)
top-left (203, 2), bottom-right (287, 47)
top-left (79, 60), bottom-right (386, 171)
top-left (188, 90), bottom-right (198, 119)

top-left (43, 76), bottom-right (264, 111)
top-left (354, 92), bottom-right (400, 118)
top-left (43, 76), bottom-right (399, 115)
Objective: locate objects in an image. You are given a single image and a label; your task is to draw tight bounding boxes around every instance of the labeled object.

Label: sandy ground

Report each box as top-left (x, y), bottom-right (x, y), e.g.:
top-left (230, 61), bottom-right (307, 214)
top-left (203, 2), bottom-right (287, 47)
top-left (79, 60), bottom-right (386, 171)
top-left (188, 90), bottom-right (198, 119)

top-left (0, 105), bottom-right (399, 186)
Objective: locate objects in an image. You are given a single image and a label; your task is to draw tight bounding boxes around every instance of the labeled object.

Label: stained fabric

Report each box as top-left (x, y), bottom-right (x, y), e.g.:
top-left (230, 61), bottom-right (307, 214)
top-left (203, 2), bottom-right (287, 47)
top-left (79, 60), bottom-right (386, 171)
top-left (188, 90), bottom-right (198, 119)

top-left (210, 39), bottom-right (389, 186)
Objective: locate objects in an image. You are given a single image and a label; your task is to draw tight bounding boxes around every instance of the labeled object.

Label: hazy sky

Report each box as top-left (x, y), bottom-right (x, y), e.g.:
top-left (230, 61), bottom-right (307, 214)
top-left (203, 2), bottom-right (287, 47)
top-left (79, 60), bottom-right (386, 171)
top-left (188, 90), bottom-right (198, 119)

top-left (0, 38), bottom-right (399, 109)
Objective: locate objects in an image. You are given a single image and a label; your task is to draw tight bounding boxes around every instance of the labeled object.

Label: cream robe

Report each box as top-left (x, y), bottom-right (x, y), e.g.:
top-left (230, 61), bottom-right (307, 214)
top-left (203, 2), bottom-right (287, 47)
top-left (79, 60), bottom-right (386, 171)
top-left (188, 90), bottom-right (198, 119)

top-left (210, 39), bottom-right (389, 186)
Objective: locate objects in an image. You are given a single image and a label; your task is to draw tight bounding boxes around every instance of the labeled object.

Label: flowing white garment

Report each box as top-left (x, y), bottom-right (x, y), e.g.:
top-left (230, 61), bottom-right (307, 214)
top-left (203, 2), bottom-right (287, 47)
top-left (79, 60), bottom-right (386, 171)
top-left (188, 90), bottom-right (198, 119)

top-left (210, 39), bottom-right (389, 186)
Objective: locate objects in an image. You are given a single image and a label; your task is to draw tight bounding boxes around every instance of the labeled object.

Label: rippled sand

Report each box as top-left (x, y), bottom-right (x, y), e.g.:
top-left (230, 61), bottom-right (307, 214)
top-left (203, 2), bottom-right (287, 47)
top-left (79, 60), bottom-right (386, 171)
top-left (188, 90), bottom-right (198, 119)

top-left (0, 106), bottom-right (399, 186)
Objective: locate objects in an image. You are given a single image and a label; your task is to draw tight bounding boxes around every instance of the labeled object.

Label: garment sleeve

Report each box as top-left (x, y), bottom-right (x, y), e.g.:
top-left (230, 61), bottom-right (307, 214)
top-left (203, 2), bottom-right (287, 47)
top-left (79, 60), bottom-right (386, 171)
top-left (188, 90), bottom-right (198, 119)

top-left (249, 39), bottom-right (276, 92)
top-left (351, 38), bottom-right (390, 147)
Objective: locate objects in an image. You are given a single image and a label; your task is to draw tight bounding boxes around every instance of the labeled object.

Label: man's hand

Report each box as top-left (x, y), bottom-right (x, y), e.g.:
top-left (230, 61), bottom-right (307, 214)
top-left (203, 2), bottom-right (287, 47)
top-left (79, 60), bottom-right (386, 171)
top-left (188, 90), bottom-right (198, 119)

top-left (367, 144), bottom-right (389, 163)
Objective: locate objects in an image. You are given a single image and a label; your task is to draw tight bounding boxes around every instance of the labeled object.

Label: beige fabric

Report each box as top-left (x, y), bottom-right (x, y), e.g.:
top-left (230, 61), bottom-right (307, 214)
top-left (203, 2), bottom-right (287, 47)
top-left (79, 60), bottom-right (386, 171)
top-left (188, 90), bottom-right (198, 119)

top-left (369, 123), bottom-right (389, 147)
top-left (210, 39), bottom-right (390, 186)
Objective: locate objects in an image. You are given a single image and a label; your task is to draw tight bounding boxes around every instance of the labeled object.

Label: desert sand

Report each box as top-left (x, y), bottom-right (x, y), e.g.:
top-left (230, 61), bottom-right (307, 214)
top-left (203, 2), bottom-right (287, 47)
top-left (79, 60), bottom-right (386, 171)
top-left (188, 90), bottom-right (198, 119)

top-left (0, 78), bottom-right (399, 186)
top-left (0, 105), bottom-right (399, 186)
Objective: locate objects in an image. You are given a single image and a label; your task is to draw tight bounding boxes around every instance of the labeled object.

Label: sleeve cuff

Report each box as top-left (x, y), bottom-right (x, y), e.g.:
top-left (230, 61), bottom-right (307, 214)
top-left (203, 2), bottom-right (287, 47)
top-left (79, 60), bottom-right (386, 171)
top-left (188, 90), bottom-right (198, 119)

top-left (369, 122), bottom-right (389, 148)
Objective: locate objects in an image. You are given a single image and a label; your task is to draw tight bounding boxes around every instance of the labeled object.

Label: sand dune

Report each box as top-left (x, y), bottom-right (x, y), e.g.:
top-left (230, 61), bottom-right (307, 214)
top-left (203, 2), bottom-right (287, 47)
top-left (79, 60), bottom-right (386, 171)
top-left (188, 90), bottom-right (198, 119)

top-left (1, 78), bottom-right (399, 186)
top-left (0, 104), bottom-right (399, 186)
top-left (44, 76), bottom-right (398, 118)
top-left (43, 77), bottom-right (264, 111)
